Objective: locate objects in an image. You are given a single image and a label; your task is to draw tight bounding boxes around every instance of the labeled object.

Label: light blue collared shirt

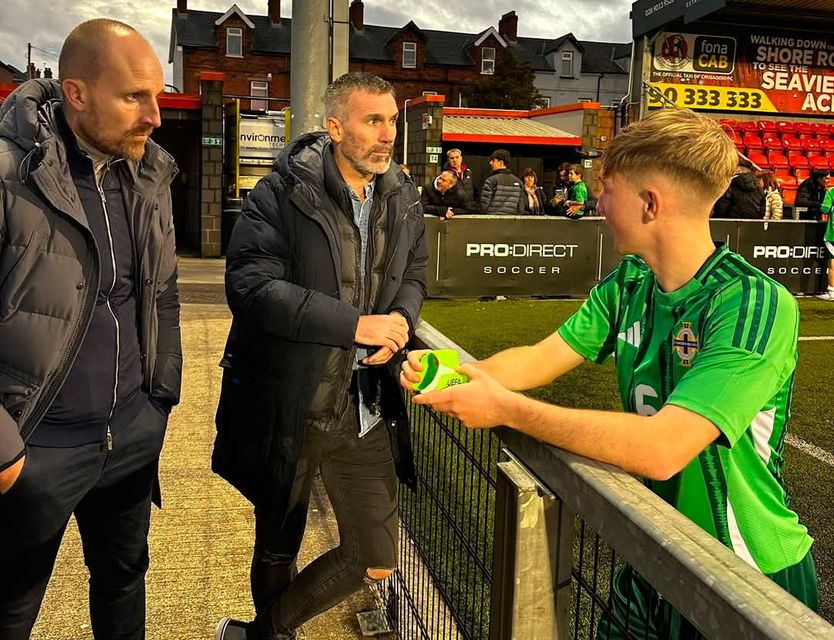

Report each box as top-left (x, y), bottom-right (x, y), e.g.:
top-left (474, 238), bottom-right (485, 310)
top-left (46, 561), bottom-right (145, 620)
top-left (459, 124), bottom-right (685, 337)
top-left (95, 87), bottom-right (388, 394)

top-left (348, 180), bottom-right (382, 437)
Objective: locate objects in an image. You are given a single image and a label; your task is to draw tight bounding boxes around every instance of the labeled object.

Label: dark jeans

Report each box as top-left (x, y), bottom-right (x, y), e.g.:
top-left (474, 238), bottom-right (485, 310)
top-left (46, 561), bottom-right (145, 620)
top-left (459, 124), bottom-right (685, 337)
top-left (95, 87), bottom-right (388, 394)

top-left (0, 400), bottom-right (168, 640)
top-left (252, 394), bottom-right (398, 637)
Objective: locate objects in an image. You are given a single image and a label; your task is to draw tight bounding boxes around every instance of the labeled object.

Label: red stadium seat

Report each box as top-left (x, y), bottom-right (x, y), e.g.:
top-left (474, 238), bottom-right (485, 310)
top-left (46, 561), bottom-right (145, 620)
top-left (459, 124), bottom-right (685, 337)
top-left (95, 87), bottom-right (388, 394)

top-left (777, 174), bottom-right (798, 188)
top-left (782, 186), bottom-right (798, 206)
top-left (789, 151), bottom-right (809, 166)
top-left (777, 121), bottom-right (796, 135)
top-left (726, 129), bottom-right (743, 146)
top-left (821, 139), bottom-right (834, 154)
top-left (802, 137), bottom-right (821, 152)
top-left (812, 122), bottom-right (829, 137)
top-left (782, 136), bottom-right (802, 151)
top-left (793, 168), bottom-right (810, 181)
top-left (829, 123), bottom-right (834, 136)
top-left (743, 132), bottom-right (763, 151)
top-left (762, 132), bottom-right (781, 148)
top-left (757, 120), bottom-right (778, 133)
top-left (794, 121), bottom-right (812, 136)
top-left (829, 157), bottom-right (834, 171)
top-left (808, 154), bottom-right (828, 170)
top-left (768, 151), bottom-right (790, 170)
top-left (748, 151), bottom-right (769, 167)
top-left (738, 121), bottom-right (758, 132)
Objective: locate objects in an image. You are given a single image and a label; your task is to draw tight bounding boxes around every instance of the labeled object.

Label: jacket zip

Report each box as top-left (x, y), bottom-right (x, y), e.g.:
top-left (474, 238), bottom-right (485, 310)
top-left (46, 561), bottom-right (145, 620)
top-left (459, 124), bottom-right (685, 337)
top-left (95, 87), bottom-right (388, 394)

top-left (98, 162), bottom-right (120, 451)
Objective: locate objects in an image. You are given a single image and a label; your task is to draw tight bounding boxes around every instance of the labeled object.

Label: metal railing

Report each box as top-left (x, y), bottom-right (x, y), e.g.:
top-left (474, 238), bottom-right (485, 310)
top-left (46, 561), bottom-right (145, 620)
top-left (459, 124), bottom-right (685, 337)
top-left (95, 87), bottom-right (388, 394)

top-left (379, 320), bottom-right (834, 640)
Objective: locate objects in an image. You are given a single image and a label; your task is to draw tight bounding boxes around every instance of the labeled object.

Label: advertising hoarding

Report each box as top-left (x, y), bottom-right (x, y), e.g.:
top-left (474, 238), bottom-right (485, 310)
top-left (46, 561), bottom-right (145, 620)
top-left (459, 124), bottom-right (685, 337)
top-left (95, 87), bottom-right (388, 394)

top-left (239, 114), bottom-right (287, 160)
top-left (649, 27), bottom-right (834, 115)
top-left (425, 217), bottom-right (827, 297)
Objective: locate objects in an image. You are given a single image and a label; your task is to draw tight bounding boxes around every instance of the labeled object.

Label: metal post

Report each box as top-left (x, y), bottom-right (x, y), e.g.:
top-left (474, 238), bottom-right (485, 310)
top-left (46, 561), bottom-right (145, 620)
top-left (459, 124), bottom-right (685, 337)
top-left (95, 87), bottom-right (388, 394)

top-left (330, 0), bottom-right (349, 82)
top-left (402, 98), bottom-right (412, 165)
top-left (291, 0), bottom-right (329, 138)
top-left (490, 455), bottom-right (566, 640)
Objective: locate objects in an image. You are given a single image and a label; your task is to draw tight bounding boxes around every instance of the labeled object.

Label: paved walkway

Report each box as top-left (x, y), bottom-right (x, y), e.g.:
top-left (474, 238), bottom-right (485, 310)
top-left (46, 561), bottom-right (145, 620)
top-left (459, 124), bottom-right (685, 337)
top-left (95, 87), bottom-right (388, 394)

top-left (31, 259), bottom-right (386, 639)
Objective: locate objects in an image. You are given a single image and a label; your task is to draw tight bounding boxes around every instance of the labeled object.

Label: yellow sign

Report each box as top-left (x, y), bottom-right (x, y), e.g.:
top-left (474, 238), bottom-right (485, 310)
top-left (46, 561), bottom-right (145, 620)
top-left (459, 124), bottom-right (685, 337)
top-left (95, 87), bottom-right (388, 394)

top-left (648, 83), bottom-right (777, 112)
top-left (238, 175), bottom-right (261, 190)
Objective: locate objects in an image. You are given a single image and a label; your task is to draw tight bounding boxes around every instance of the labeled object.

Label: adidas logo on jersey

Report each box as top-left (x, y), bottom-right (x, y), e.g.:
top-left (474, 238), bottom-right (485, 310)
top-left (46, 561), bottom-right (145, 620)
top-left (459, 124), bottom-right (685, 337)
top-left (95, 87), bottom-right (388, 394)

top-left (617, 321), bottom-right (641, 347)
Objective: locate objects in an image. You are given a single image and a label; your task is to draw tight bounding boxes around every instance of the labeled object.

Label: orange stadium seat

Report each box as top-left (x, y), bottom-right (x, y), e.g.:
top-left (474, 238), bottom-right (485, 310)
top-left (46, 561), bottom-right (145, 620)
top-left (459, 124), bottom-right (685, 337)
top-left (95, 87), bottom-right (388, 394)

top-left (794, 168), bottom-right (810, 181)
top-left (783, 185), bottom-right (798, 206)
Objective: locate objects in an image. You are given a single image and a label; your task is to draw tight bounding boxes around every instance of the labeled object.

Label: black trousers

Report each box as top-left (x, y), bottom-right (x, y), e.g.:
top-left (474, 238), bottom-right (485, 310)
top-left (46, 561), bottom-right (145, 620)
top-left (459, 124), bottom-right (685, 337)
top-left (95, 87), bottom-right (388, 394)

top-left (0, 400), bottom-right (168, 640)
top-left (251, 393), bottom-right (398, 637)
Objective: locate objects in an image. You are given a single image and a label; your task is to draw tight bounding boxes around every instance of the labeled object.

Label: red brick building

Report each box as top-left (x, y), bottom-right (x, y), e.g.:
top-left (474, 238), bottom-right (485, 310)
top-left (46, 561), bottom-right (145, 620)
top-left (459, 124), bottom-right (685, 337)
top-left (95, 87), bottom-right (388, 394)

top-left (169, 1), bottom-right (629, 111)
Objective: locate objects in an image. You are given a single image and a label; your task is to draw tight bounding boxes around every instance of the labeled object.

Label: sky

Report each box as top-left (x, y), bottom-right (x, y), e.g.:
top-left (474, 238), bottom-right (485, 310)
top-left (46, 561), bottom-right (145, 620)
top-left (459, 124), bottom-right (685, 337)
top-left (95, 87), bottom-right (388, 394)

top-left (0, 0), bottom-right (634, 86)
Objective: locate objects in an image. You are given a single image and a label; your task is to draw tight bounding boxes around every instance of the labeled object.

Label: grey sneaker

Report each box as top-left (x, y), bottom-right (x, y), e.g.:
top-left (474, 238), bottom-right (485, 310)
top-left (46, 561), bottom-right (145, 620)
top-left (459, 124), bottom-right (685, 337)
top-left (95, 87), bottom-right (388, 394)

top-left (817, 290), bottom-right (834, 301)
top-left (215, 617), bottom-right (248, 640)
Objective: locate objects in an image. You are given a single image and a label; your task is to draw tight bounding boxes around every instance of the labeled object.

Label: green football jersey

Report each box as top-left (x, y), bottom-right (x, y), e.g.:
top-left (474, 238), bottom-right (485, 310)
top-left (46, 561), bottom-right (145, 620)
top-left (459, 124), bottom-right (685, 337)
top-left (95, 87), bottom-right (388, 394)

top-left (559, 246), bottom-right (812, 574)
top-left (822, 188), bottom-right (833, 243)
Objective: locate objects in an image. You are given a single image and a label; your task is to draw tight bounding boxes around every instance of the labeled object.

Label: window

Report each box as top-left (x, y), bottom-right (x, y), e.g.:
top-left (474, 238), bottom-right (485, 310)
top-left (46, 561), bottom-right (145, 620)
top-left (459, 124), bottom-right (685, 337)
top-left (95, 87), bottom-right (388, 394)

top-left (402, 42), bottom-right (417, 69)
top-left (539, 96), bottom-right (551, 108)
top-left (422, 90), bottom-right (438, 96)
top-left (481, 47), bottom-right (495, 74)
top-left (250, 80), bottom-right (268, 111)
top-left (560, 51), bottom-right (574, 77)
top-left (227, 27), bottom-right (243, 57)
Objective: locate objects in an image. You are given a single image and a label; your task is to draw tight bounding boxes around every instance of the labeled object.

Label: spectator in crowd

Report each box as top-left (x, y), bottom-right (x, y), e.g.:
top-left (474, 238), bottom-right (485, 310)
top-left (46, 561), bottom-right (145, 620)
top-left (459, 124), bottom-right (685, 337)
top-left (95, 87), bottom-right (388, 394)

top-left (713, 158), bottom-right (764, 219)
top-left (565, 164), bottom-right (590, 218)
top-left (547, 161), bottom-right (573, 215)
top-left (421, 170), bottom-right (474, 220)
top-left (443, 148), bottom-right (477, 204)
top-left (0, 19), bottom-right (182, 639)
top-left (480, 149), bottom-right (525, 215)
top-left (796, 169), bottom-right (830, 220)
top-left (758, 171), bottom-right (783, 221)
top-left (212, 72), bottom-right (427, 640)
top-left (521, 168), bottom-right (547, 215)
top-left (819, 188), bottom-right (834, 301)
top-left (402, 107), bottom-right (817, 639)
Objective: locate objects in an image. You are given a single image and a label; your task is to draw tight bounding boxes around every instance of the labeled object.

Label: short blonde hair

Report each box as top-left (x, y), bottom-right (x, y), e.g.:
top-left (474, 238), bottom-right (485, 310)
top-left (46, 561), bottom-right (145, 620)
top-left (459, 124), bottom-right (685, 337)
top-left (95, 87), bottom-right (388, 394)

top-left (602, 108), bottom-right (737, 202)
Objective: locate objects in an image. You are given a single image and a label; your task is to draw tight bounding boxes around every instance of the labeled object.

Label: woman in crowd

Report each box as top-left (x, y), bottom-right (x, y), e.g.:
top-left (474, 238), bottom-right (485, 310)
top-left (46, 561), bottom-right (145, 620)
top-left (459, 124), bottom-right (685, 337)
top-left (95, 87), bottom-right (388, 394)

top-left (758, 171), bottom-right (783, 220)
top-left (522, 168), bottom-right (547, 215)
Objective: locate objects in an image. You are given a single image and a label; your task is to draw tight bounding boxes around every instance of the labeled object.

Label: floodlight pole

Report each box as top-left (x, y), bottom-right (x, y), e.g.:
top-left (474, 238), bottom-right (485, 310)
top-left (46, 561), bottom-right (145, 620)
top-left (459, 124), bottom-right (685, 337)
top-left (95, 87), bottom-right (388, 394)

top-left (403, 98), bottom-right (413, 165)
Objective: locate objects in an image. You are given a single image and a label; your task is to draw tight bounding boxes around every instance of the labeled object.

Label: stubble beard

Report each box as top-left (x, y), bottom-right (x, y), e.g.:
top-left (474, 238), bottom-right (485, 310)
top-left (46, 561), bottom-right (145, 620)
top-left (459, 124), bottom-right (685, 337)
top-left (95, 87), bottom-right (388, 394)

top-left (78, 118), bottom-right (151, 162)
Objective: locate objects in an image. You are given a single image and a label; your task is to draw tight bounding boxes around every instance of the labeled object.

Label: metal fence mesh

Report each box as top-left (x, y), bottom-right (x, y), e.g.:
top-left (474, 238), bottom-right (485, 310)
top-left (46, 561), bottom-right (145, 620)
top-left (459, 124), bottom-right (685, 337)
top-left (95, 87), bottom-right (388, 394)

top-left (380, 400), bottom-right (704, 640)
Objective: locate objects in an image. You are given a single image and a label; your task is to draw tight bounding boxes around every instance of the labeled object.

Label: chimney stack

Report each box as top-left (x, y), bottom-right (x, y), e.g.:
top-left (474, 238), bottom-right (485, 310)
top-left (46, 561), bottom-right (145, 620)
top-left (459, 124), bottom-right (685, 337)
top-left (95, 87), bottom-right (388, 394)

top-left (349, 0), bottom-right (364, 31)
top-left (177, 0), bottom-right (187, 14)
top-left (43, 67), bottom-right (53, 79)
top-left (498, 10), bottom-right (518, 42)
top-left (268, 0), bottom-right (281, 24)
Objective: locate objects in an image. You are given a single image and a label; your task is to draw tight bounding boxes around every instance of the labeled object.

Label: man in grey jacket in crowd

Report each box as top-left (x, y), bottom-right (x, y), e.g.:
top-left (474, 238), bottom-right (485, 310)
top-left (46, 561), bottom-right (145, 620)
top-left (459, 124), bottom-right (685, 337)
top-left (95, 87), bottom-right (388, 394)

top-left (0, 19), bottom-right (182, 639)
top-left (479, 148), bottom-right (525, 215)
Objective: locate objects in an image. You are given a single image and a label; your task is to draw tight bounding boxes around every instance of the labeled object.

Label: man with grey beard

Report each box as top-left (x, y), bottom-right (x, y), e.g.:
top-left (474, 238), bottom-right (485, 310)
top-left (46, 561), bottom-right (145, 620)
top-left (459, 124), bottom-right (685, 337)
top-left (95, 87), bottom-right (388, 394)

top-left (213, 72), bottom-right (427, 640)
top-left (0, 19), bottom-right (181, 640)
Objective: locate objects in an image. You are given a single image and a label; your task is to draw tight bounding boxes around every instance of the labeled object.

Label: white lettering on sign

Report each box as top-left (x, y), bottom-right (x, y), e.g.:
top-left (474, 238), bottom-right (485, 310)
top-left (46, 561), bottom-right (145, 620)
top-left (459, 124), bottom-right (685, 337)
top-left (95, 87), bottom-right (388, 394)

top-left (752, 245), bottom-right (826, 259)
top-left (465, 243), bottom-right (579, 258)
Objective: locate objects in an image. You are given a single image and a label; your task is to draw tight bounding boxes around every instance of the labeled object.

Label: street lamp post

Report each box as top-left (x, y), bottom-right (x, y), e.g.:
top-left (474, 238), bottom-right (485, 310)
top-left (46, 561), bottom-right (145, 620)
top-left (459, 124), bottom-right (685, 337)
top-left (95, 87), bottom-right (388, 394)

top-left (402, 98), bottom-right (413, 166)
